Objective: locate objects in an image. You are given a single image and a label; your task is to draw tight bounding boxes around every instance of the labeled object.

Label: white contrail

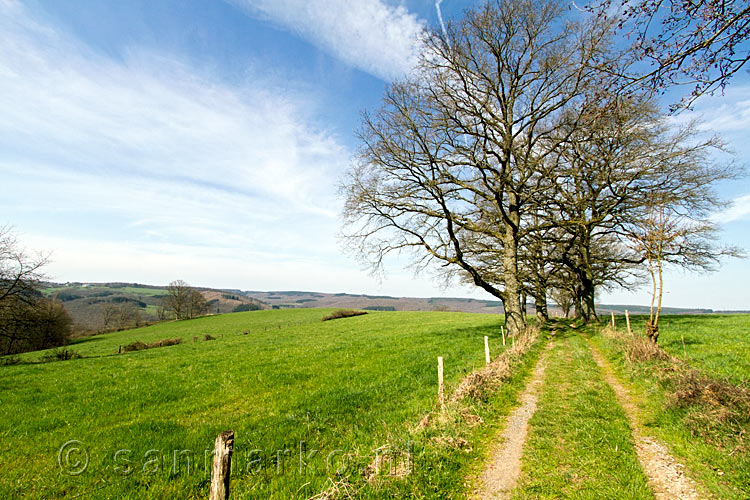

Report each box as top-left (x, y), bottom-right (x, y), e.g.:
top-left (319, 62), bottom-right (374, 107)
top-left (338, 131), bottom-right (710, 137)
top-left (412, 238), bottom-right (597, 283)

top-left (435, 0), bottom-right (448, 38)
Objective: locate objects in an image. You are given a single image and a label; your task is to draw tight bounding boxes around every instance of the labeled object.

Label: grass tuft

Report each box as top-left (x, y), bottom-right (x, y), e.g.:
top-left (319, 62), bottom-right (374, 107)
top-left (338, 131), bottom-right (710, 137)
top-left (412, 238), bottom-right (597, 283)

top-left (624, 333), bottom-right (672, 363)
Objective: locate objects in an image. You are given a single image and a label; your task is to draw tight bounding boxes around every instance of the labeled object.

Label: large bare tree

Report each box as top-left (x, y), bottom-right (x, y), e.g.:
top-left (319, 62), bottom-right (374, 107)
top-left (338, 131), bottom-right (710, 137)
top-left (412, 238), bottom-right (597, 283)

top-left (342, 0), bottom-right (615, 336)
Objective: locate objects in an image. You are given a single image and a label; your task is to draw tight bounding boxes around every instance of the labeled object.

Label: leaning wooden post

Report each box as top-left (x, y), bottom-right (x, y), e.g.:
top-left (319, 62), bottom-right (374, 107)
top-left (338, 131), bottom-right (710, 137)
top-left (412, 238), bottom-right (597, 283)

top-left (611, 311), bottom-right (616, 328)
top-left (484, 336), bottom-right (491, 365)
top-left (625, 310), bottom-right (632, 336)
top-left (437, 356), bottom-right (445, 411)
top-left (501, 326), bottom-right (506, 346)
top-left (209, 430), bottom-right (234, 500)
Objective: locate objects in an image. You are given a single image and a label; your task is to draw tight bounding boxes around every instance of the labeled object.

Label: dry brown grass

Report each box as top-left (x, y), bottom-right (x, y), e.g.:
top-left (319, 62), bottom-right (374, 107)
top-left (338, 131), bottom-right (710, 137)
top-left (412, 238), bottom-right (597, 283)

top-left (306, 478), bottom-right (356, 500)
top-left (624, 334), bottom-right (671, 363)
top-left (321, 309), bottom-right (368, 321)
top-left (450, 326), bottom-right (539, 403)
top-left (607, 326), bottom-right (750, 446)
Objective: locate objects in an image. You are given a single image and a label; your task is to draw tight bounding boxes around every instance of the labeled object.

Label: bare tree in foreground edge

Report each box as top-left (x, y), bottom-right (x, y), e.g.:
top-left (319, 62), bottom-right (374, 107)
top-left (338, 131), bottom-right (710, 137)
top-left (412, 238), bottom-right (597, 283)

top-left (341, 0), bottom-right (615, 337)
top-left (588, 0), bottom-right (750, 110)
top-left (0, 225), bottom-right (48, 306)
top-left (0, 226), bottom-right (72, 354)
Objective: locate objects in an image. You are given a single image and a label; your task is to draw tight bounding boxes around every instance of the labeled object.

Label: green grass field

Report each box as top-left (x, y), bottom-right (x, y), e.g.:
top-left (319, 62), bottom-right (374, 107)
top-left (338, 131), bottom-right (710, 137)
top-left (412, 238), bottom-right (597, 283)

top-left (0, 309), bottom-right (524, 499)
top-left (3, 310), bottom-right (747, 499)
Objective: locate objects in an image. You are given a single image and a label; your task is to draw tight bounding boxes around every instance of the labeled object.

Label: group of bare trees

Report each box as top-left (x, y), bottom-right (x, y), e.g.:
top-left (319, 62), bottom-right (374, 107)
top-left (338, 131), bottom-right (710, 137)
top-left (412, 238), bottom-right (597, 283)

top-left (100, 301), bottom-right (143, 331)
top-left (158, 280), bottom-right (209, 321)
top-left (0, 226), bottom-right (72, 355)
top-left (341, 0), bottom-right (745, 339)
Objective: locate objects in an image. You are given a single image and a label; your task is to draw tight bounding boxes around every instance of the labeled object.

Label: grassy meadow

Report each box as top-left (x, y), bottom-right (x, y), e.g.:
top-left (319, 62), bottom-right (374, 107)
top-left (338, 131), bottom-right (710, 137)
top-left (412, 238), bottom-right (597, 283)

top-left (0, 309), bottom-right (526, 499)
top-left (2, 309), bottom-right (747, 499)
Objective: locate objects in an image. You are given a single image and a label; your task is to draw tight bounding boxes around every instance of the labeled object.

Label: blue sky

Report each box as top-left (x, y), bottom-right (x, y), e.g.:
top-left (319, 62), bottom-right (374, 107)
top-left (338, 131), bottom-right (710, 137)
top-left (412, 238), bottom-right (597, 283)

top-left (1, 0), bottom-right (748, 309)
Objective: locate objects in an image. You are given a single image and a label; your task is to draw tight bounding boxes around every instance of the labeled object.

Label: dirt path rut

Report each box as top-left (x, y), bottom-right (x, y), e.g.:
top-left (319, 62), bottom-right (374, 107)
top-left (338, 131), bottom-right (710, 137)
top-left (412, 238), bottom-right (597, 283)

top-left (475, 342), bottom-right (551, 499)
top-left (587, 340), bottom-right (706, 500)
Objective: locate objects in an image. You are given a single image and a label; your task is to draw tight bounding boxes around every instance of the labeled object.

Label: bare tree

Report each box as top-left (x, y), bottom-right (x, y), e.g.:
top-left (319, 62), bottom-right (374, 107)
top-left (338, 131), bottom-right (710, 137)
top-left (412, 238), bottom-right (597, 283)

top-left (627, 196), bottom-right (743, 342)
top-left (186, 289), bottom-right (209, 319)
top-left (0, 227), bottom-right (72, 354)
top-left (342, 0), bottom-right (615, 336)
top-left (117, 302), bottom-right (142, 329)
top-left (156, 303), bottom-right (167, 321)
top-left (161, 280), bottom-right (208, 320)
top-left (0, 226), bottom-right (48, 306)
top-left (162, 280), bottom-right (190, 320)
top-left (100, 302), bottom-right (118, 329)
top-left (546, 93), bottom-right (738, 322)
top-left (549, 285), bottom-right (575, 318)
top-left (589, 0), bottom-right (750, 108)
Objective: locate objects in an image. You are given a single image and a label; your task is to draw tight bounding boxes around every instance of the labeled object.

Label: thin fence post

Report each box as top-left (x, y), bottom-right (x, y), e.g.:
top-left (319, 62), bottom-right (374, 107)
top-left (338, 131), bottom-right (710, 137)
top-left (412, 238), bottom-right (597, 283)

top-left (209, 430), bottom-right (234, 500)
top-left (484, 336), bottom-right (491, 365)
top-left (501, 326), bottom-right (506, 346)
top-left (437, 356), bottom-right (445, 411)
top-left (611, 311), bottom-right (616, 328)
top-left (625, 310), bottom-right (632, 335)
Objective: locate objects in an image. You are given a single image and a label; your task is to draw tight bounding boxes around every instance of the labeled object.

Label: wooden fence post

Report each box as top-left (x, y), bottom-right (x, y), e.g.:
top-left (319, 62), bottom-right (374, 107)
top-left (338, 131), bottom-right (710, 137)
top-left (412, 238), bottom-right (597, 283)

top-left (437, 357), bottom-right (445, 411)
top-left (209, 430), bottom-right (234, 500)
top-left (611, 311), bottom-right (616, 328)
top-left (625, 310), bottom-right (632, 335)
top-left (484, 336), bottom-right (491, 365)
top-left (501, 326), bottom-right (506, 346)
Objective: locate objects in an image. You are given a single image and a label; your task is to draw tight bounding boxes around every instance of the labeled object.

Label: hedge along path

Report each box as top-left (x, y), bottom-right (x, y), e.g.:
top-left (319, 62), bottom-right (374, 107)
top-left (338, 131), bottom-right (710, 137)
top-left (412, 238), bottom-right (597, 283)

top-left (587, 338), bottom-right (706, 500)
top-left (474, 333), bottom-right (553, 499)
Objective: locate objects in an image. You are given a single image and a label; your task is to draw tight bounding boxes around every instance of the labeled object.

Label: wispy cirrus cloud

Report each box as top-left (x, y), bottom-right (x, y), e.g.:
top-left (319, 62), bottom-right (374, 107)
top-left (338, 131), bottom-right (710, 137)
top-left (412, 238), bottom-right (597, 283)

top-left (0, 0), bottom-right (352, 285)
top-left (228, 0), bottom-right (425, 81)
top-left (714, 194), bottom-right (750, 224)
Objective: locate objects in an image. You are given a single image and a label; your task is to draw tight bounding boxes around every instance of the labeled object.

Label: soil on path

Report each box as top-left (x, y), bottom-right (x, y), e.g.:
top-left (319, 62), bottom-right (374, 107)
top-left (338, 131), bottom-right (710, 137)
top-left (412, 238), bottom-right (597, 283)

top-left (475, 340), bottom-right (552, 499)
top-left (587, 339), bottom-right (707, 500)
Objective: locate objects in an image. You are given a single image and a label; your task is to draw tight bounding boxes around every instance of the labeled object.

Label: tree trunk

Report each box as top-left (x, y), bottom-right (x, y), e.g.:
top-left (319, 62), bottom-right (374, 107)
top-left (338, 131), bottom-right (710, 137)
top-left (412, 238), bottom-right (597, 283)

top-left (573, 284), bottom-right (584, 320)
top-left (502, 219), bottom-right (525, 337)
top-left (580, 275), bottom-right (597, 323)
top-left (534, 289), bottom-right (548, 323)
